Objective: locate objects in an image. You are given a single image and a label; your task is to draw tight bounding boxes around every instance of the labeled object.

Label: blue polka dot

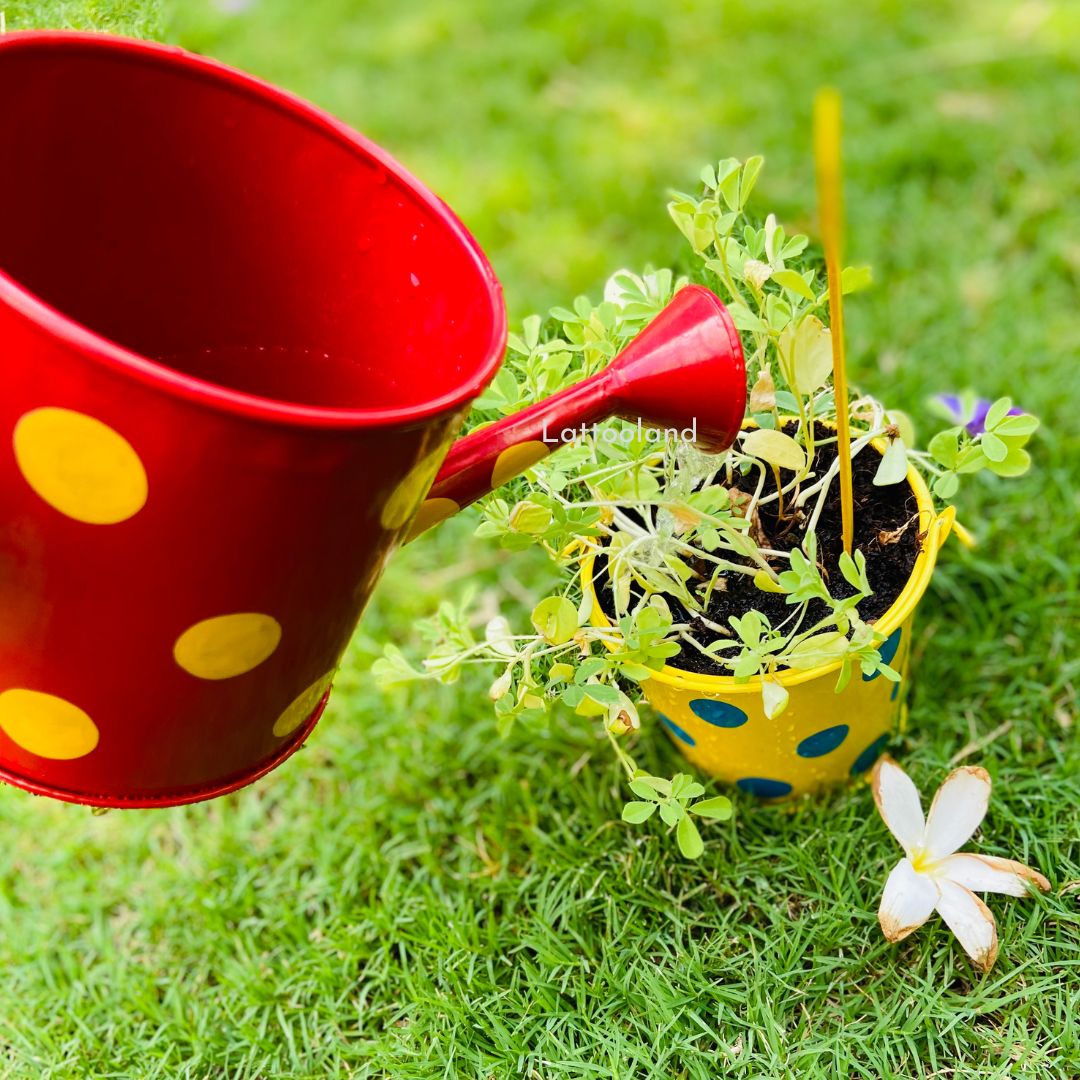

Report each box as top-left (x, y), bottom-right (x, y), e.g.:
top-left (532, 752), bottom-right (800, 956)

top-left (890, 680), bottom-right (901, 701)
top-left (689, 698), bottom-right (749, 727)
top-left (659, 714), bottom-right (695, 746)
top-left (736, 777), bottom-right (793, 799)
top-left (850, 734), bottom-right (890, 775)
top-left (864, 628), bottom-right (902, 681)
top-left (797, 724), bottom-right (849, 758)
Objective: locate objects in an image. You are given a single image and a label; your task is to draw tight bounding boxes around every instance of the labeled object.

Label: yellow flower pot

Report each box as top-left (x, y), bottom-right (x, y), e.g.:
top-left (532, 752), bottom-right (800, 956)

top-left (583, 459), bottom-right (956, 798)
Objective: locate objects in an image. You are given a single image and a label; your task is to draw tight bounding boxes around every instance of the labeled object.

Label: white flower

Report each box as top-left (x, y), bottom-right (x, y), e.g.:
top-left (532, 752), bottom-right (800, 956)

top-left (603, 269), bottom-right (649, 308)
top-left (603, 268), bottom-right (681, 309)
top-left (484, 616), bottom-right (517, 658)
top-left (871, 755), bottom-right (1050, 972)
top-left (742, 258), bottom-right (772, 289)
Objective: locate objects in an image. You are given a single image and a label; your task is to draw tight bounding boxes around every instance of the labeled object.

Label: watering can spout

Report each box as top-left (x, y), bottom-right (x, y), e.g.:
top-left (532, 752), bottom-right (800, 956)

top-left (406, 284), bottom-right (746, 541)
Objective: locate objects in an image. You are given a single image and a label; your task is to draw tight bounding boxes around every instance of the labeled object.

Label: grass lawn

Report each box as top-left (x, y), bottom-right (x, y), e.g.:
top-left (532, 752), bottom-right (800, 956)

top-left (2, 1), bottom-right (1079, 1076)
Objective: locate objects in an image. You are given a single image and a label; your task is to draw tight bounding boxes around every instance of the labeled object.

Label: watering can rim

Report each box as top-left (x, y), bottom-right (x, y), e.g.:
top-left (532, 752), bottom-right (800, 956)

top-left (0, 30), bottom-right (509, 432)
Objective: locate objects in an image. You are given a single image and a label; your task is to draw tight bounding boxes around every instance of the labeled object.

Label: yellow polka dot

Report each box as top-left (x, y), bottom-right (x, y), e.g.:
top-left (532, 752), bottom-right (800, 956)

top-left (491, 440), bottom-right (549, 488)
top-left (174, 613), bottom-right (282, 680)
top-left (381, 442), bottom-right (450, 530)
top-left (273, 670), bottom-right (335, 737)
top-left (0, 688), bottom-right (99, 759)
top-left (405, 497), bottom-right (460, 542)
top-left (13, 407), bottom-right (148, 524)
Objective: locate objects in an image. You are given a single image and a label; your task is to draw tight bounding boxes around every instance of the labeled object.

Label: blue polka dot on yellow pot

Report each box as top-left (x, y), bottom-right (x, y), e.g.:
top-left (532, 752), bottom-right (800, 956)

top-left (797, 724), bottom-right (849, 758)
top-left (689, 699), bottom-right (748, 727)
top-left (659, 714), bottom-right (695, 746)
top-left (850, 734), bottom-right (890, 775)
top-left (737, 777), bottom-right (792, 799)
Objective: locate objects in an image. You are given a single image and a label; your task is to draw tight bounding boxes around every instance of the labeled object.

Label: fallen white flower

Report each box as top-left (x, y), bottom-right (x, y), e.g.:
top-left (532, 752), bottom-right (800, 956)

top-left (871, 755), bottom-right (1049, 972)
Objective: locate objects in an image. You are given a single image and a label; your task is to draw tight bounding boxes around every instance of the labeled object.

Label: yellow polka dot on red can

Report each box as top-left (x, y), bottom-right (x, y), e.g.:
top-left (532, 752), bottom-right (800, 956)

top-left (405, 497), bottom-right (459, 542)
top-left (273, 670), bottom-right (335, 738)
top-left (13, 407), bottom-right (147, 524)
top-left (491, 440), bottom-right (549, 488)
top-left (174, 613), bottom-right (282, 680)
top-left (0, 688), bottom-right (99, 759)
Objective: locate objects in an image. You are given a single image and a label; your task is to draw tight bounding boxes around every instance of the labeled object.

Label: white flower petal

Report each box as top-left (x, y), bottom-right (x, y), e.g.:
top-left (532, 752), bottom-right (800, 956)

top-left (939, 853), bottom-right (1050, 897)
top-left (603, 270), bottom-right (640, 308)
top-left (935, 878), bottom-right (999, 973)
top-left (924, 765), bottom-right (991, 859)
top-left (879, 857), bottom-right (939, 942)
top-left (871, 756), bottom-right (926, 855)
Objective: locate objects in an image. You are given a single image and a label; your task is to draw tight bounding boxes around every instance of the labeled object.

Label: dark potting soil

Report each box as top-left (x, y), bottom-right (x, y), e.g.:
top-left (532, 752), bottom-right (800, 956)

top-left (596, 422), bottom-right (923, 676)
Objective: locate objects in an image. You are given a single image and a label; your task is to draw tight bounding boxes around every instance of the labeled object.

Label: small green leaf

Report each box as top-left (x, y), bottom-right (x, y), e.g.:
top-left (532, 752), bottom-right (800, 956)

top-left (741, 428), bottom-right (807, 472)
top-left (547, 662), bottom-right (575, 684)
top-left (994, 413), bottom-right (1038, 437)
top-left (980, 431), bottom-right (1008, 462)
top-left (873, 438), bottom-right (909, 486)
top-left (761, 678), bottom-right (789, 719)
top-left (753, 570), bottom-right (786, 593)
top-left (522, 314), bottom-right (542, 351)
top-left (956, 446), bottom-right (988, 474)
top-left (631, 773), bottom-right (672, 797)
top-left (677, 815), bottom-right (704, 858)
top-left (622, 801), bottom-right (657, 823)
top-left (840, 264), bottom-right (873, 294)
top-left (927, 428), bottom-right (961, 470)
top-left (987, 446), bottom-right (1031, 477)
top-left (778, 314), bottom-right (833, 395)
top-left (771, 268), bottom-right (815, 300)
top-left (577, 588), bottom-right (595, 626)
top-left (933, 472), bottom-right (960, 499)
top-left (718, 162), bottom-right (742, 210)
top-left (508, 500), bottom-right (553, 534)
top-left (692, 796), bottom-right (733, 820)
top-left (877, 663), bottom-right (902, 683)
top-left (739, 155), bottom-right (764, 207)
top-left (724, 300), bottom-right (768, 332)
top-left (787, 631), bottom-right (849, 670)
top-left (838, 550), bottom-right (870, 594)
top-left (984, 397), bottom-right (1013, 430)
top-left (574, 657), bottom-right (606, 683)
top-left (581, 683), bottom-right (621, 706)
top-left (530, 596), bottom-right (578, 645)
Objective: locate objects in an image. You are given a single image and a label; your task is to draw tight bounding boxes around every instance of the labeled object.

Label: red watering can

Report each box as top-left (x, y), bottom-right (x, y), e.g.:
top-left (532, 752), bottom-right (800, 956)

top-left (0, 32), bottom-right (745, 807)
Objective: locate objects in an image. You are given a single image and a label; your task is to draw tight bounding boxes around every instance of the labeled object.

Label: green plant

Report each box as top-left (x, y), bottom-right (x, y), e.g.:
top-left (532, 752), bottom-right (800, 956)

top-left (375, 157), bottom-right (1039, 858)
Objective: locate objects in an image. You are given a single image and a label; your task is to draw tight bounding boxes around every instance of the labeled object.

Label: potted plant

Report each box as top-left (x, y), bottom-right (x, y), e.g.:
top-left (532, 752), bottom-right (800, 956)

top-left (375, 157), bottom-right (1038, 858)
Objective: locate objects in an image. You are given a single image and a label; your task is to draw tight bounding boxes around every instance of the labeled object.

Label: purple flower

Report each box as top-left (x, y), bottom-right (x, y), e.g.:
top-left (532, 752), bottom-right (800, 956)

top-left (935, 393), bottom-right (1023, 437)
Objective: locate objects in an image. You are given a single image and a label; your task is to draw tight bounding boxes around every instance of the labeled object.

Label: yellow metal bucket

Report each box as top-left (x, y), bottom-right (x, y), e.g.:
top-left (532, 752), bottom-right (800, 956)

top-left (584, 461), bottom-right (955, 798)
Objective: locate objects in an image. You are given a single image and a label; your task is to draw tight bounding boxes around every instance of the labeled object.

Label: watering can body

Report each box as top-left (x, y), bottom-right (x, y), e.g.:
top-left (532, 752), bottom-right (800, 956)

top-left (0, 32), bottom-right (744, 806)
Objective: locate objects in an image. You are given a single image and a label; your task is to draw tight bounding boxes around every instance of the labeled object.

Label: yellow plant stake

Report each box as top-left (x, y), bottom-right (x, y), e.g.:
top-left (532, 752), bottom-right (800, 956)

top-left (813, 88), bottom-right (854, 556)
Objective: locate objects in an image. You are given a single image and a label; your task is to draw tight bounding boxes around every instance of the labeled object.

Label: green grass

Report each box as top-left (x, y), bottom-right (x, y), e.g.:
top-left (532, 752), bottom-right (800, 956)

top-left (2, 0), bottom-right (1079, 1076)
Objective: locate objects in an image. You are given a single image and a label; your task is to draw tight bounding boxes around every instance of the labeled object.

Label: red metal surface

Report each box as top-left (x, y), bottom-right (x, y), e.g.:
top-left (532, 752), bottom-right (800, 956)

top-left (0, 32), bottom-right (506, 806)
top-left (425, 285), bottom-right (745, 519)
top-left (0, 33), bottom-right (747, 809)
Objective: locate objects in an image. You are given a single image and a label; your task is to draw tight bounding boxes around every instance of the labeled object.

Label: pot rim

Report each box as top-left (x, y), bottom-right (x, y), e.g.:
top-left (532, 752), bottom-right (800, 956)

top-left (581, 437), bottom-right (953, 692)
